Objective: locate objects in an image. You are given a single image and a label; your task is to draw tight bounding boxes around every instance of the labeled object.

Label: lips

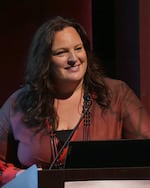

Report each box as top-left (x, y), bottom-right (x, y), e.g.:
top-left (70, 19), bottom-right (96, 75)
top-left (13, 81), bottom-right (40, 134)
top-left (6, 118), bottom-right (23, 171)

top-left (65, 63), bottom-right (81, 70)
top-left (69, 65), bottom-right (80, 72)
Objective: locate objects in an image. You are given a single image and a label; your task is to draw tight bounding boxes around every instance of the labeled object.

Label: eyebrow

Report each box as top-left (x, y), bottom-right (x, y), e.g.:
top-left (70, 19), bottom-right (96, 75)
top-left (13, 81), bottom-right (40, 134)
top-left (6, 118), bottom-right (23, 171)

top-left (52, 43), bottom-right (83, 52)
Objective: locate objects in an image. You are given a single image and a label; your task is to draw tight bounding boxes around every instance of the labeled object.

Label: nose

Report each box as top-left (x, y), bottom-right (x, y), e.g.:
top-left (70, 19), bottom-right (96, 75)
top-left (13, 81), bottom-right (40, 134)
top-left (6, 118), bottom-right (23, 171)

top-left (68, 51), bottom-right (77, 66)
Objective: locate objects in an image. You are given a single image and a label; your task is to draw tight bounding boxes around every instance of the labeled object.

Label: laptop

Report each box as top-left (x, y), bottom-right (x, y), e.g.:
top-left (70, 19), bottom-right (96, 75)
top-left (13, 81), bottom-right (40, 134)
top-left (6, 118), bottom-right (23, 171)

top-left (64, 139), bottom-right (150, 168)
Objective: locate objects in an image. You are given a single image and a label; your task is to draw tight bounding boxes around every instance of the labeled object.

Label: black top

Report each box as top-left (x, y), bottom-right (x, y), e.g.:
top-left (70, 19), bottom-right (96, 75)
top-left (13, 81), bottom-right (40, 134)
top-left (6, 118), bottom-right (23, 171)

top-left (55, 130), bottom-right (72, 145)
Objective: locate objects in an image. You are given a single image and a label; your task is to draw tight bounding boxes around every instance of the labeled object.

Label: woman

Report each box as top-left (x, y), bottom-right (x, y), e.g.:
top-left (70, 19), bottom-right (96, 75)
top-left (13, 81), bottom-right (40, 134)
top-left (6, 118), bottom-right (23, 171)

top-left (0, 16), bottom-right (150, 186)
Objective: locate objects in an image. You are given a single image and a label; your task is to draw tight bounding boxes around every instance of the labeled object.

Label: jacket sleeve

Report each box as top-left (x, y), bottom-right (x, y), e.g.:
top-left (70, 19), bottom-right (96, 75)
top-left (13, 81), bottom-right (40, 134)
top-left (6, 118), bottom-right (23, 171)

top-left (0, 95), bottom-right (21, 186)
top-left (119, 81), bottom-right (150, 138)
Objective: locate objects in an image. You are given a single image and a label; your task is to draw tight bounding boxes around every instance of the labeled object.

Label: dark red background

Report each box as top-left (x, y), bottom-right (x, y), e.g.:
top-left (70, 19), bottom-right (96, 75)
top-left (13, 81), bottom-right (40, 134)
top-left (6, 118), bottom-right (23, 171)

top-left (0, 0), bottom-right (150, 114)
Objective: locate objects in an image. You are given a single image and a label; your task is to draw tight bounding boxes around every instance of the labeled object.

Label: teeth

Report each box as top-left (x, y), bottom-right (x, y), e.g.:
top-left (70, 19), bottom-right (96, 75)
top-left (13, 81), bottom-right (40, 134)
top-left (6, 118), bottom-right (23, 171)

top-left (65, 64), bottom-right (80, 70)
top-left (69, 66), bottom-right (79, 71)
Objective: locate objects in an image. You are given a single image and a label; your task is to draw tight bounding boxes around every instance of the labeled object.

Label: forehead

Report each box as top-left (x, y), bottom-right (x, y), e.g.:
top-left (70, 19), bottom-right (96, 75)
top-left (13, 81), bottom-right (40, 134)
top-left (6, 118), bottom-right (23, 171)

top-left (52, 27), bottom-right (82, 48)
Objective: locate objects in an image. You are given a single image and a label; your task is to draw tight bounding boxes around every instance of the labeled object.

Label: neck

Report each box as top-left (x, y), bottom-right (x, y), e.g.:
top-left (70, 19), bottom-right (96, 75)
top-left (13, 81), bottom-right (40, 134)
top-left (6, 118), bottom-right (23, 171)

top-left (54, 80), bottom-right (84, 99)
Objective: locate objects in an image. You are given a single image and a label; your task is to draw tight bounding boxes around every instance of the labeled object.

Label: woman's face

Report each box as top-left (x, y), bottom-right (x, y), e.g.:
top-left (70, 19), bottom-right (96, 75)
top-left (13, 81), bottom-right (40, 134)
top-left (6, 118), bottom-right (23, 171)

top-left (50, 26), bottom-right (87, 86)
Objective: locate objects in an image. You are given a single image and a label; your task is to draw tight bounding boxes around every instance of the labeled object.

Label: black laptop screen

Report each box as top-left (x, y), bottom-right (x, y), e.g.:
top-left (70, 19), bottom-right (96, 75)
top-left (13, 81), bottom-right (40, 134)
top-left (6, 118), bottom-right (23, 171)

top-left (64, 139), bottom-right (150, 169)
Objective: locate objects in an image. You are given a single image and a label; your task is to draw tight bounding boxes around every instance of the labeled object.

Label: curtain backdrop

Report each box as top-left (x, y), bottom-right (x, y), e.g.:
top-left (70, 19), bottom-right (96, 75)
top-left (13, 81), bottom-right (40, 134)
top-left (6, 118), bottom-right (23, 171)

top-left (0, 0), bottom-right (150, 114)
top-left (0, 0), bottom-right (92, 106)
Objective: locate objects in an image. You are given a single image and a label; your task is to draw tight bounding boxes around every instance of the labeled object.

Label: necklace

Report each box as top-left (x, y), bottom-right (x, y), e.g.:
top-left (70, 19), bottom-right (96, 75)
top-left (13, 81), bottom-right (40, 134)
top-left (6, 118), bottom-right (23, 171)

top-left (47, 92), bottom-right (92, 169)
top-left (47, 93), bottom-right (92, 139)
top-left (83, 94), bottom-right (92, 140)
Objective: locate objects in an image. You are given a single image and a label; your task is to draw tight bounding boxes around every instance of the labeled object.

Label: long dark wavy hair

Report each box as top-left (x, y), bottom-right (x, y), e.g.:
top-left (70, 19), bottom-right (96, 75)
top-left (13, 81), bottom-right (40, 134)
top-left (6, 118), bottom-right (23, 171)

top-left (16, 16), bottom-right (111, 130)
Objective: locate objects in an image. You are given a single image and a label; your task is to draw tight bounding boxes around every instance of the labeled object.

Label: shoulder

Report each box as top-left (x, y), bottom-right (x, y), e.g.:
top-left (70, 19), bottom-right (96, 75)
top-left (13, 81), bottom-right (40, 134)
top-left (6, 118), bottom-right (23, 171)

top-left (104, 77), bottom-right (128, 88)
top-left (103, 77), bottom-right (142, 108)
top-left (103, 77), bottom-right (140, 103)
top-left (9, 87), bottom-right (27, 99)
top-left (103, 77), bottom-right (132, 95)
top-left (1, 87), bottom-right (27, 110)
top-left (6, 87), bottom-right (27, 103)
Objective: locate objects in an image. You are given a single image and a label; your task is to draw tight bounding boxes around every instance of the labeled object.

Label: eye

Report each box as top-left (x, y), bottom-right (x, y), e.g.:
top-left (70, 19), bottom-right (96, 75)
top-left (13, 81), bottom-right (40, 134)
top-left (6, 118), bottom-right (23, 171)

top-left (56, 51), bottom-right (65, 55)
top-left (75, 46), bottom-right (82, 51)
top-left (52, 50), bottom-right (67, 57)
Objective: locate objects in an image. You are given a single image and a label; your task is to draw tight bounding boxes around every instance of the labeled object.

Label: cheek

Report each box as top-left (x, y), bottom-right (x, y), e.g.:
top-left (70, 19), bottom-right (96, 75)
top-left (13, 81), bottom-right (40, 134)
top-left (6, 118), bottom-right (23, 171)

top-left (50, 60), bottom-right (65, 78)
top-left (81, 51), bottom-right (87, 62)
top-left (81, 53), bottom-right (88, 69)
top-left (51, 57), bottom-right (66, 70)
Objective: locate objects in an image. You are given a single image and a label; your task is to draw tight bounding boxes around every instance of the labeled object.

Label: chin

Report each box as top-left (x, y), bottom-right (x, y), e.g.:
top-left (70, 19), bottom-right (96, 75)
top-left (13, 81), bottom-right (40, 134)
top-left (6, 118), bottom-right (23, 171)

top-left (69, 78), bottom-right (83, 84)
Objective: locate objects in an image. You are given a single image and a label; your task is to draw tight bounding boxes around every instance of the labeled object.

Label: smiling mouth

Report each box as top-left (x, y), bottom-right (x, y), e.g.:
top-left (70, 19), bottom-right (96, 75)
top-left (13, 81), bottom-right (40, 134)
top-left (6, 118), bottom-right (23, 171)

top-left (65, 64), bottom-right (80, 70)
